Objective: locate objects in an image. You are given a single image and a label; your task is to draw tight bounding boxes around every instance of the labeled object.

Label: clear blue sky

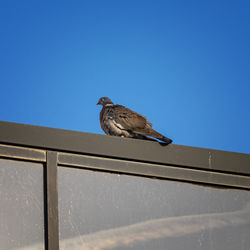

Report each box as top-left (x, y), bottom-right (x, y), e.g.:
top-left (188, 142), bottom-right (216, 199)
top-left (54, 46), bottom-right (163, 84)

top-left (1, 0), bottom-right (249, 154)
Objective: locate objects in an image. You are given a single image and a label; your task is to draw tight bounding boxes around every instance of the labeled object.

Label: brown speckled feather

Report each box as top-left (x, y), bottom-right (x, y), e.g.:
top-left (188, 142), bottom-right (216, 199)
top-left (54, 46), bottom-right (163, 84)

top-left (111, 105), bottom-right (150, 131)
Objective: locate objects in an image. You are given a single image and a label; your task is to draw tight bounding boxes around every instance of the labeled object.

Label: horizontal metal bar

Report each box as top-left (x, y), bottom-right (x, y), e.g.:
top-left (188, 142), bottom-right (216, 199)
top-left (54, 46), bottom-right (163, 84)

top-left (58, 153), bottom-right (250, 190)
top-left (0, 143), bottom-right (46, 162)
top-left (0, 121), bottom-right (249, 176)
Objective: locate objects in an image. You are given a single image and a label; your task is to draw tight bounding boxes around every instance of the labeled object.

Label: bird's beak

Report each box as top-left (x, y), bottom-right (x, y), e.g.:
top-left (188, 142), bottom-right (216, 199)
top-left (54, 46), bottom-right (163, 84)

top-left (96, 101), bottom-right (100, 105)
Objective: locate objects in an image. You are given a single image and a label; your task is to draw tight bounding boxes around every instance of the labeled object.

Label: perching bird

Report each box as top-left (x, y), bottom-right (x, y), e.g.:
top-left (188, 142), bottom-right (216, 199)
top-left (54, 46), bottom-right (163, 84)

top-left (97, 97), bottom-right (172, 145)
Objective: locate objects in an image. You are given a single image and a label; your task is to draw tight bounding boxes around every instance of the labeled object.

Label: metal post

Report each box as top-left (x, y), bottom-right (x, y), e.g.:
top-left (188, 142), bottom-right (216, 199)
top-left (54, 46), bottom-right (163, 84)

top-left (44, 151), bottom-right (59, 250)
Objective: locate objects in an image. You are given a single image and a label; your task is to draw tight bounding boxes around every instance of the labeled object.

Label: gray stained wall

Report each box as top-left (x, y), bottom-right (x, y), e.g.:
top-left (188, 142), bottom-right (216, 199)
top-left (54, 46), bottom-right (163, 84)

top-left (0, 121), bottom-right (249, 250)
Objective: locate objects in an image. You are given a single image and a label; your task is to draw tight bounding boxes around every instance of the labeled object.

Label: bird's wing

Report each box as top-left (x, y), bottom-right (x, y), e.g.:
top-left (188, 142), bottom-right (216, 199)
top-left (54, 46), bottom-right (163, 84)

top-left (110, 105), bottom-right (151, 131)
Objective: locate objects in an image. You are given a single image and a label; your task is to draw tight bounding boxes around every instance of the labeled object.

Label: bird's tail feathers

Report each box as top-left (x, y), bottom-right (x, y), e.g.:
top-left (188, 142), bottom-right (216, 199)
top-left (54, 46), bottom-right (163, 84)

top-left (149, 129), bottom-right (173, 145)
top-left (135, 129), bottom-right (172, 145)
top-left (160, 137), bottom-right (173, 145)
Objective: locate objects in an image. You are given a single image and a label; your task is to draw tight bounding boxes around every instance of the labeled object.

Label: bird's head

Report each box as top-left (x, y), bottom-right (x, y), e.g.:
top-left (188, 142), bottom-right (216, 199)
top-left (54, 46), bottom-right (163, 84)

top-left (96, 97), bottom-right (114, 106)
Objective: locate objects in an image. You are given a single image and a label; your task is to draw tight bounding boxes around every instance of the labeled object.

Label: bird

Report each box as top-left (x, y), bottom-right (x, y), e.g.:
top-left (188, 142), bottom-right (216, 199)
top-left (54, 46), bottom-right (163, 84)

top-left (96, 97), bottom-right (173, 145)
